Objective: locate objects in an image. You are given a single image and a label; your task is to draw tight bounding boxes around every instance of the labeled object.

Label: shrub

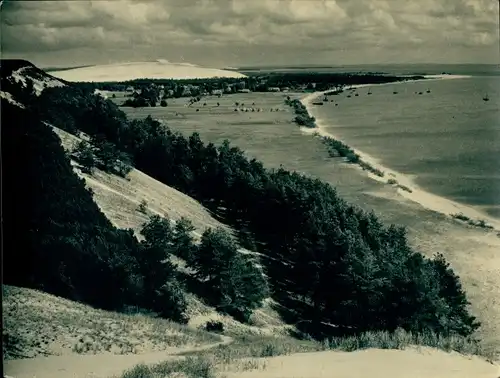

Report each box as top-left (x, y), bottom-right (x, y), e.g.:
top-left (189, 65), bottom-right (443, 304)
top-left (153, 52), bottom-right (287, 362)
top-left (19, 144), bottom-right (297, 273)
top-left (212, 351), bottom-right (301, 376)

top-left (122, 97), bottom-right (149, 108)
top-left (205, 321), bottom-right (224, 333)
top-left (137, 199), bottom-right (148, 214)
top-left (160, 99), bottom-right (167, 107)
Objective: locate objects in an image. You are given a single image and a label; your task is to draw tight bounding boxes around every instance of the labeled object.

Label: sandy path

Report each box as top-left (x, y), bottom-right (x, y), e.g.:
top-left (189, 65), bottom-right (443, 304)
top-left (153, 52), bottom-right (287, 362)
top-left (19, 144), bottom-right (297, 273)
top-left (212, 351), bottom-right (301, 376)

top-left (3, 335), bottom-right (233, 378)
top-left (224, 348), bottom-right (499, 378)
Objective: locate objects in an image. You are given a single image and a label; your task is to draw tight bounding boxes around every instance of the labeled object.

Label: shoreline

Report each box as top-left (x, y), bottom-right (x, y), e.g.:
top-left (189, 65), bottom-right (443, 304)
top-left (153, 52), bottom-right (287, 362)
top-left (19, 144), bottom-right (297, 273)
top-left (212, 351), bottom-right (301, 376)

top-left (299, 75), bottom-right (500, 232)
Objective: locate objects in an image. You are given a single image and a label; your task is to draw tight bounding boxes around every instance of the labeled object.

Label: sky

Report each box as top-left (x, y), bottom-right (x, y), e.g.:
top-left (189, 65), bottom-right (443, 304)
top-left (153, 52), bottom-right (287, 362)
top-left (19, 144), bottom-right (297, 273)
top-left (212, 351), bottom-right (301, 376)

top-left (1, 0), bottom-right (499, 68)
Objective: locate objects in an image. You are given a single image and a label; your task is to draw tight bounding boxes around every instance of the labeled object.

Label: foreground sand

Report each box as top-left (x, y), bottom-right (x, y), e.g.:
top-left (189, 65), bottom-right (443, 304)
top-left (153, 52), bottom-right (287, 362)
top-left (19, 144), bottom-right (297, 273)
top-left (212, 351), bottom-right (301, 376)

top-left (224, 348), bottom-right (499, 378)
top-left (3, 336), bottom-right (233, 378)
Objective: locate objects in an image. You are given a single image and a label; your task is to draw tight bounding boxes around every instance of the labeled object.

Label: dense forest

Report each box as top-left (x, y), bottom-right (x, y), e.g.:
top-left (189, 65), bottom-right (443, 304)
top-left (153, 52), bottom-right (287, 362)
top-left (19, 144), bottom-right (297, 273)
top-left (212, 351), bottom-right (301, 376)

top-left (2, 67), bottom-right (478, 343)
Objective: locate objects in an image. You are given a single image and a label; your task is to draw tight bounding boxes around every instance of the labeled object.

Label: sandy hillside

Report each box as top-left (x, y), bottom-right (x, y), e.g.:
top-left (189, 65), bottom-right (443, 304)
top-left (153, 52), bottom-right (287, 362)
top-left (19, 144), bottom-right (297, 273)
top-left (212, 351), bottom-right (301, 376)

top-left (2, 285), bottom-right (224, 360)
top-left (223, 348), bottom-right (500, 378)
top-left (49, 60), bottom-right (247, 82)
top-left (52, 126), bottom-right (231, 238)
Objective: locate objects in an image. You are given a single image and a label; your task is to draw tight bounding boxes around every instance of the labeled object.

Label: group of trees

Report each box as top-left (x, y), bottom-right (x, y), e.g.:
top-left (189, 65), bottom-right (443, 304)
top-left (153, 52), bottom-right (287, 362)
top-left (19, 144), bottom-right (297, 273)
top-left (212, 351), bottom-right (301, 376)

top-left (287, 98), bottom-right (317, 128)
top-left (73, 138), bottom-right (132, 177)
top-left (3, 86), bottom-right (267, 323)
top-left (4, 73), bottom-right (479, 341)
top-left (122, 86), bottom-right (165, 107)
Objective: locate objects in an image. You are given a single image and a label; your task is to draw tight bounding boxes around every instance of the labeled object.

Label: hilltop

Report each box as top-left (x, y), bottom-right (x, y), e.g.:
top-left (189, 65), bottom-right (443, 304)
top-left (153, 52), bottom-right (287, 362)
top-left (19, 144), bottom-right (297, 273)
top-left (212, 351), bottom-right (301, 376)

top-left (49, 60), bottom-right (247, 82)
top-left (2, 59), bottom-right (499, 378)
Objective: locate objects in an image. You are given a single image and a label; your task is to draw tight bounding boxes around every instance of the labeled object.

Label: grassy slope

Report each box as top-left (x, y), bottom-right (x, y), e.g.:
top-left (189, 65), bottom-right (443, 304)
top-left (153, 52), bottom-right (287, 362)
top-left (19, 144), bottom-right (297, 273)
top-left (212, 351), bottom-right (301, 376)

top-left (3, 285), bottom-right (222, 360)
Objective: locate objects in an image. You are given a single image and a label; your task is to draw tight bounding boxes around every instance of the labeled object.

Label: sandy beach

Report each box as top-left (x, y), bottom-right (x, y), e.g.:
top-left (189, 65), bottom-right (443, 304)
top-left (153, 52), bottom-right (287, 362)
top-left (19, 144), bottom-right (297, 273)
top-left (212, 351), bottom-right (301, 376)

top-left (300, 75), bottom-right (500, 231)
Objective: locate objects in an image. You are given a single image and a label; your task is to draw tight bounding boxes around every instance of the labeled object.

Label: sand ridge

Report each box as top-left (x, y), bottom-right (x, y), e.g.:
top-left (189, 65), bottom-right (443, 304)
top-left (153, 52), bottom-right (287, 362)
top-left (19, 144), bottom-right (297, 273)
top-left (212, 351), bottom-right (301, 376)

top-left (49, 60), bottom-right (247, 82)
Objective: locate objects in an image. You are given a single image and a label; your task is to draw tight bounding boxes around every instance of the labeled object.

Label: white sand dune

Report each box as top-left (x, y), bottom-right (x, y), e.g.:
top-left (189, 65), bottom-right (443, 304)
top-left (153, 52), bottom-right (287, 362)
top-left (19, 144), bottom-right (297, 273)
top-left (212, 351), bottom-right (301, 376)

top-left (49, 60), bottom-right (247, 82)
top-left (301, 75), bottom-right (500, 231)
top-left (224, 348), bottom-right (499, 378)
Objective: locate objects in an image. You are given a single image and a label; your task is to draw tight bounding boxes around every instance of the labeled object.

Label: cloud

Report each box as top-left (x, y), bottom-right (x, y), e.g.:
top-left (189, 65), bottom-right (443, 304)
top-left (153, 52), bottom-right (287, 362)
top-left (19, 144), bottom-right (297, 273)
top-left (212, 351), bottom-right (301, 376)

top-left (1, 0), bottom-right (498, 64)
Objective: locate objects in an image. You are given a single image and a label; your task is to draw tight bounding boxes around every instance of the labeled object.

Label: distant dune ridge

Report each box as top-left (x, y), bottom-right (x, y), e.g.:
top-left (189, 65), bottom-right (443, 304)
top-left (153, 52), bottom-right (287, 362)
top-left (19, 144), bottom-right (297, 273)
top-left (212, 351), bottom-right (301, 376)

top-left (49, 60), bottom-right (247, 82)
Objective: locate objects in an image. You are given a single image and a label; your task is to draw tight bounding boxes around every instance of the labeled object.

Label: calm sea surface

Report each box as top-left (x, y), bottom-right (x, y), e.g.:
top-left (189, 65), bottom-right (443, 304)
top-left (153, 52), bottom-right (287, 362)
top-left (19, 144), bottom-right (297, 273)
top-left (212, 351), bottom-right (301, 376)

top-left (309, 73), bottom-right (500, 219)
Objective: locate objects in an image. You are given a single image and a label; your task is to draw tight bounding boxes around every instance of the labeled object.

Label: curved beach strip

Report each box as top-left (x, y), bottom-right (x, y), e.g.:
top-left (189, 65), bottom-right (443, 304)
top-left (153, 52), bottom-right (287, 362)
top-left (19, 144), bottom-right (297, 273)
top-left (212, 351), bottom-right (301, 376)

top-left (300, 75), bottom-right (500, 231)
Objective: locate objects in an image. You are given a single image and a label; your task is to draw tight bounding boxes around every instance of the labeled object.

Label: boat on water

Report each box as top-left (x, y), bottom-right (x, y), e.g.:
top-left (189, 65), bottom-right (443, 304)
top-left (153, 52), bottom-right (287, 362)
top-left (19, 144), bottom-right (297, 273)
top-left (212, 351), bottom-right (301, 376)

top-left (312, 101), bottom-right (324, 106)
top-left (426, 89), bottom-right (431, 93)
top-left (367, 89), bottom-right (372, 95)
top-left (483, 94), bottom-right (490, 102)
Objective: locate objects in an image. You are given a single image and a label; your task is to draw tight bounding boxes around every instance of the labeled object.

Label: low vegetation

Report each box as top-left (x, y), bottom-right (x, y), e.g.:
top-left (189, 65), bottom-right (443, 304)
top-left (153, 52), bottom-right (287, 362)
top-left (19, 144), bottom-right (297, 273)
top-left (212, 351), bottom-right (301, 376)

top-left (3, 285), bottom-right (221, 360)
top-left (451, 213), bottom-right (494, 229)
top-left (184, 329), bottom-right (488, 360)
top-left (120, 330), bottom-right (489, 378)
top-left (284, 96), bottom-right (385, 178)
top-left (286, 98), bottom-right (317, 128)
top-left (120, 356), bottom-right (220, 378)
top-left (320, 135), bottom-right (384, 177)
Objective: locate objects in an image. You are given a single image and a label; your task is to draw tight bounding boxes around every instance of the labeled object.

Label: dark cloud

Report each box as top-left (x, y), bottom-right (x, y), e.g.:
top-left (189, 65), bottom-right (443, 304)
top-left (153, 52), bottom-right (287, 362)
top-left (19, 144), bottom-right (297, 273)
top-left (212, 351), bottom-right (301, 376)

top-left (1, 0), bottom-right (497, 66)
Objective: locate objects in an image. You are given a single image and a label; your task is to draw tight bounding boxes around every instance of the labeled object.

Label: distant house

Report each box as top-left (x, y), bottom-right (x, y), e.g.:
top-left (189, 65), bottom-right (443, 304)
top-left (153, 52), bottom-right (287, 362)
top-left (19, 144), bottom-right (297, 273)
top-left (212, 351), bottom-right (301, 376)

top-left (238, 89), bottom-right (251, 93)
top-left (281, 87), bottom-right (290, 92)
top-left (182, 85), bottom-right (192, 96)
top-left (125, 86), bottom-right (134, 92)
top-left (268, 87), bottom-right (281, 92)
top-left (211, 89), bottom-right (223, 95)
